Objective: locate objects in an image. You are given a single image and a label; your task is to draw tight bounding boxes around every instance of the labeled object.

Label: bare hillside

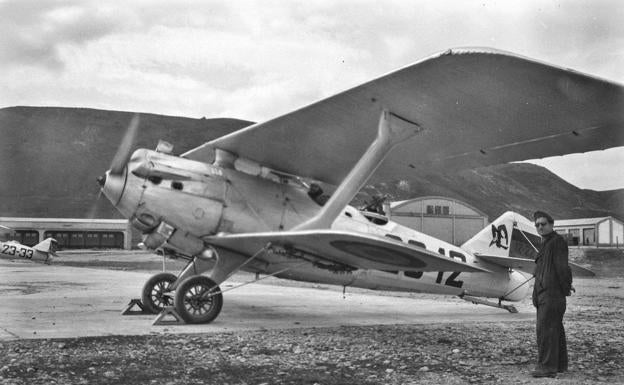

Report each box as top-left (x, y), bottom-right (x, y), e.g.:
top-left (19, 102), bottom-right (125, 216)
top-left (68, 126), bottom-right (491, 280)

top-left (0, 106), bottom-right (252, 218)
top-left (1, 106), bottom-right (622, 222)
top-left (361, 163), bottom-right (622, 221)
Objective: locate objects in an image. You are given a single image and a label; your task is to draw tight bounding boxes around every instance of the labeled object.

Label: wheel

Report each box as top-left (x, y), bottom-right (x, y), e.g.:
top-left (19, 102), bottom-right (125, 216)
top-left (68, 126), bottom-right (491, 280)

top-left (174, 275), bottom-right (223, 324)
top-left (141, 272), bottom-right (177, 314)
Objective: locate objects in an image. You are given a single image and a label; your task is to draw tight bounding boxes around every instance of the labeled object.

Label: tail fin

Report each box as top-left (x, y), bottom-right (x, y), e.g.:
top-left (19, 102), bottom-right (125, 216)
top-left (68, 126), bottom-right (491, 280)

top-left (33, 238), bottom-right (59, 256)
top-left (462, 211), bottom-right (595, 277)
top-left (461, 211), bottom-right (539, 259)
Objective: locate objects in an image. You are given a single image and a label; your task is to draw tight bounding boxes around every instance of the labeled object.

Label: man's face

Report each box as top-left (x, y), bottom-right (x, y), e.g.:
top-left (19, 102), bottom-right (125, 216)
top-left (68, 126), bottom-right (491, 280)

top-left (535, 217), bottom-right (554, 236)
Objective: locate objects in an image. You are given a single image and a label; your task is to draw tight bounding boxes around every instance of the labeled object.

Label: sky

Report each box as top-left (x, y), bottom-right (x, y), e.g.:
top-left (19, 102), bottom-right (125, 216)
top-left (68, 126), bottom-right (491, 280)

top-left (1, 0), bottom-right (623, 190)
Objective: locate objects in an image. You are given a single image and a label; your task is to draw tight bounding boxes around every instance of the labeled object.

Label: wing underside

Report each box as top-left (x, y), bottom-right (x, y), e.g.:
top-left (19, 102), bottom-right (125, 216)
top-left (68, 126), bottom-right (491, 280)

top-left (184, 47), bottom-right (624, 185)
top-left (204, 230), bottom-right (490, 273)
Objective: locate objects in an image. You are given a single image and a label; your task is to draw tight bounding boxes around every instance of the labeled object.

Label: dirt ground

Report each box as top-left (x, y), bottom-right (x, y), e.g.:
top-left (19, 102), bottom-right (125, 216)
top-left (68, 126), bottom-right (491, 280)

top-left (0, 251), bottom-right (622, 385)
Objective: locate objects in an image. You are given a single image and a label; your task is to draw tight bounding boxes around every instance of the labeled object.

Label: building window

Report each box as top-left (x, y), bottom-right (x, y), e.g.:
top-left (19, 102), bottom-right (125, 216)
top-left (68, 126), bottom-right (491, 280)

top-left (43, 231), bottom-right (124, 249)
top-left (568, 229), bottom-right (580, 246)
top-left (427, 205), bottom-right (450, 216)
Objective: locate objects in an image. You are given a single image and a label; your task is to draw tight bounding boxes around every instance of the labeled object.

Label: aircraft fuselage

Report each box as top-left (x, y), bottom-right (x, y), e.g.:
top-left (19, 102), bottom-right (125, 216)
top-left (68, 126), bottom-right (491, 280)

top-left (101, 148), bottom-right (530, 302)
top-left (0, 240), bottom-right (52, 263)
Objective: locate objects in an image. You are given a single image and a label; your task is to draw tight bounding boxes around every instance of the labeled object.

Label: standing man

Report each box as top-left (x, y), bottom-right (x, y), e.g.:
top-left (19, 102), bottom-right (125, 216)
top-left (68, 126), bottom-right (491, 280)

top-left (531, 211), bottom-right (573, 378)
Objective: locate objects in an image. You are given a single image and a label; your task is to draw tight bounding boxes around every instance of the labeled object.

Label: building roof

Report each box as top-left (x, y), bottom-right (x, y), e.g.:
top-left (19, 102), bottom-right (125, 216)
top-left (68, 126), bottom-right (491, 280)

top-left (0, 217), bottom-right (128, 224)
top-left (390, 196), bottom-right (487, 217)
top-left (554, 217), bottom-right (612, 227)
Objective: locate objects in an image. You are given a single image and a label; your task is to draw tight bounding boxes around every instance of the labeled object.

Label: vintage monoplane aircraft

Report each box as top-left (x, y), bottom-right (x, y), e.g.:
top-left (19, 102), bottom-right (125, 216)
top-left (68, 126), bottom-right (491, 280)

top-left (0, 236), bottom-right (58, 264)
top-left (97, 47), bottom-right (623, 324)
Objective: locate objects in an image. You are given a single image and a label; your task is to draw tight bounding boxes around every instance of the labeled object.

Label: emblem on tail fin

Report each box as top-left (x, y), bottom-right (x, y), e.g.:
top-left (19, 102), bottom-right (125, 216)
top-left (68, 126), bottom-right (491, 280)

top-left (489, 224), bottom-right (509, 250)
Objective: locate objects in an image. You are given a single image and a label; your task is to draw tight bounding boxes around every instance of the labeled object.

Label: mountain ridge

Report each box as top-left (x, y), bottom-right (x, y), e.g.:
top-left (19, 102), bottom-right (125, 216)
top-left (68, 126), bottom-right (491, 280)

top-left (1, 106), bottom-right (621, 222)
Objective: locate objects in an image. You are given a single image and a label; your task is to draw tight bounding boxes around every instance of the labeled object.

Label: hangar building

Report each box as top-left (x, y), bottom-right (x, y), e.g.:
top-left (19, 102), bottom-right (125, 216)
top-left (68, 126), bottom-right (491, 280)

top-left (554, 216), bottom-right (624, 247)
top-left (0, 217), bottom-right (132, 250)
top-left (389, 196), bottom-right (488, 246)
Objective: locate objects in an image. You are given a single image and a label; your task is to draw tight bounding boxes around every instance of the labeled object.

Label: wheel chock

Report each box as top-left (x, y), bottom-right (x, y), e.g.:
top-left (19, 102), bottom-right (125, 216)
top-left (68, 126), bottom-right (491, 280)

top-left (152, 306), bottom-right (186, 326)
top-left (121, 299), bottom-right (152, 315)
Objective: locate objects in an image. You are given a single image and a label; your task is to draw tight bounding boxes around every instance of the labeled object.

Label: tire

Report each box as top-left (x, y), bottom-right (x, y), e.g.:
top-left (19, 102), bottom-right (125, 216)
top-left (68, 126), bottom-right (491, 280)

top-left (174, 275), bottom-right (223, 324)
top-left (141, 272), bottom-right (177, 314)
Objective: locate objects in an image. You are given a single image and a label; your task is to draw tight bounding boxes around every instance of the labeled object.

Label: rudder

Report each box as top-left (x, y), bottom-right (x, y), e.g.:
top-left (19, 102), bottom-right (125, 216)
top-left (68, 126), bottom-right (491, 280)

top-left (461, 211), bottom-right (532, 258)
top-left (33, 238), bottom-right (59, 255)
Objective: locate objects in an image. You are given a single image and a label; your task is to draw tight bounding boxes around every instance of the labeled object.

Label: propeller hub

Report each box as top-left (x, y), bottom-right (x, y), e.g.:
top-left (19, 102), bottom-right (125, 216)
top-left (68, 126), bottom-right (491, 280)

top-left (100, 170), bottom-right (126, 207)
top-left (95, 114), bottom-right (141, 218)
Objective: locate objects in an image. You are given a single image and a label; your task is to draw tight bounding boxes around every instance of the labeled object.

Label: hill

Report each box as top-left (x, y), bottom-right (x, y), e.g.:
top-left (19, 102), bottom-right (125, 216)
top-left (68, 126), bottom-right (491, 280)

top-left (1, 106), bottom-right (622, 222)
top-left (0, 106), bottom-right (252, 218)
top-left (597, 189), bottom-right (624, 219)
top-left (360, 164), bottom-right (623, 221)
top-left (570, 248), bottom-right (624, 277)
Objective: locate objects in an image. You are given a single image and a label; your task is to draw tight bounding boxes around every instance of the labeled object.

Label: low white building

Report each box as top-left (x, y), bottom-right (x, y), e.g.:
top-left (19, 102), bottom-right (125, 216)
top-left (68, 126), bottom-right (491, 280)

top-left (0, 217), bottom-right (132, 250)
top-left (554, 216), bottom-right (624, 247)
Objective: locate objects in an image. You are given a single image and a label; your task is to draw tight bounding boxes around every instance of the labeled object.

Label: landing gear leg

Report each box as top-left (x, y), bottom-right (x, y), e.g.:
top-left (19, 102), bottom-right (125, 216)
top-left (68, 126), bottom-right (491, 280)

top-left (168, 247), bottom-right (259, 324)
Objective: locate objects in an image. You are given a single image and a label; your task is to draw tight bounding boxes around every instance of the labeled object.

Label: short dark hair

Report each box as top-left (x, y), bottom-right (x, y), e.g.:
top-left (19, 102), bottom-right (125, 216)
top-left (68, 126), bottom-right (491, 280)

top-left (533, 210), bottom-right (554, 224)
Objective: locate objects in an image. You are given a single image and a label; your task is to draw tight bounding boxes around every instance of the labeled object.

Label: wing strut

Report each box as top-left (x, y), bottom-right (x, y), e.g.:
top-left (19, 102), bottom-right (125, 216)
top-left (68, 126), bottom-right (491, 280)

top-left (170, 243), bottom-right (270, 291)
top-left (203, 260), bottom-right (311, 298)
top-left (295, 110), bottom-right (422, 230)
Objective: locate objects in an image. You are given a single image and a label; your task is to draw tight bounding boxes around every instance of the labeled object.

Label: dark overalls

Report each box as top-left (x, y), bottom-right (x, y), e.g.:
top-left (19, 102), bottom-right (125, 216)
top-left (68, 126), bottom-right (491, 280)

top-left (532, 231), bottom-right (572, 373)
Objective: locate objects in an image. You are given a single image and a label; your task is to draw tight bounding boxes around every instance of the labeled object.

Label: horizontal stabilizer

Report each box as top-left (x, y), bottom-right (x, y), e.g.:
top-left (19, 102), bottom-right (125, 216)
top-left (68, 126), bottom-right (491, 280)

top-left (205, 230), bottom-right (490, 273)
top-left (568, 263), bottom-right (595, 277)
top-left (475, 254), bottom-right (595, 277)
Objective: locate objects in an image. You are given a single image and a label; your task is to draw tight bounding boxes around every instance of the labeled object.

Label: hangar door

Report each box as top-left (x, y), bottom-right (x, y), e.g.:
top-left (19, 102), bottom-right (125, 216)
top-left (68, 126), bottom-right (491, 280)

top-left (582, 228), bottom-right (595, 246)
top-left (13, 230), bottom-right (40, 246)
top-left (390, 196), bottom-right (488, 245)
top-left (44, 231), bottom-right (124, 249)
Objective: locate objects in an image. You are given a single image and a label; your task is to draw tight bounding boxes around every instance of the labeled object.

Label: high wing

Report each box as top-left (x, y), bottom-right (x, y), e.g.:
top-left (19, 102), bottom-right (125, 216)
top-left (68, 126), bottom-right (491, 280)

top-left (205, 230), bottom-right (490, 273)
top-left (475, 254), bottom-right (595, 277)
top-left (183, 47), bottom-right (624, 185)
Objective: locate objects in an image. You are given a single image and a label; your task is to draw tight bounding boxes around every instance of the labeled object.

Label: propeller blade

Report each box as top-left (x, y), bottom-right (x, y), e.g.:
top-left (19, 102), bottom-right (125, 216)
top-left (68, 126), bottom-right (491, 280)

top-left (86, 190), bottom-right (104, 220)
top-left (110, 114), bottom-right (140, 175)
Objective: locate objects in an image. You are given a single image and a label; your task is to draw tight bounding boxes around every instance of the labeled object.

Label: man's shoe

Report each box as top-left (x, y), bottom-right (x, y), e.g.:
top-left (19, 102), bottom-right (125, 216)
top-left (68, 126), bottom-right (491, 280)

top-left (531, 370), bottom-right (557, 378)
